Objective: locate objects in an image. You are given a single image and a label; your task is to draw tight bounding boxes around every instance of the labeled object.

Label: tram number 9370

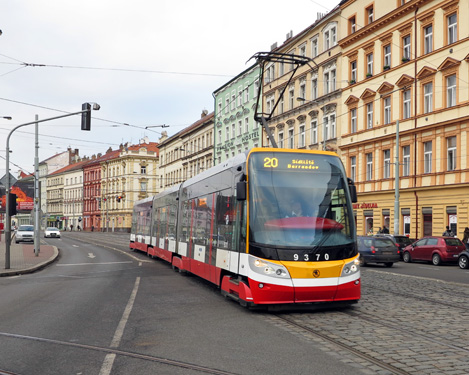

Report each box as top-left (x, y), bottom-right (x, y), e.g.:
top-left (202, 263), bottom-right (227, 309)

top-left (293, 253), bottom-right (330, 261)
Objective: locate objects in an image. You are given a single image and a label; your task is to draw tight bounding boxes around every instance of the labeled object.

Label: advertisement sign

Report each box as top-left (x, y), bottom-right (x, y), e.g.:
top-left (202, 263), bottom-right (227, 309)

top-left (0, 180), bottom-right (34, 213)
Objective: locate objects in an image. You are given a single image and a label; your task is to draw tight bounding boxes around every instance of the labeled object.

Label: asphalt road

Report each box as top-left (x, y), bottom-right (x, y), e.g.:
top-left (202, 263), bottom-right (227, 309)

top-left (0, 233), bottom-right (357, 375)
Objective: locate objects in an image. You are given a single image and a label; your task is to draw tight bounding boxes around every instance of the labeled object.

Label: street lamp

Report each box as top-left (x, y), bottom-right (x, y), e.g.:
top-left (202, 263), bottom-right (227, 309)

top-left (4, 104), bottom-right (99, 269)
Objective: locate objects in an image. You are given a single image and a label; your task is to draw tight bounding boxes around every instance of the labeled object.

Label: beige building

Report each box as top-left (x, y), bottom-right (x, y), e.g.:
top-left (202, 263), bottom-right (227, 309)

top-left (339, 0), bottom-right (469, 238)
top-left (159, 111), bottom-right (214, 189)
top-left (261, 6), bottom-right (343, 152)
top-left (101, 141), bottom-right (160, 232)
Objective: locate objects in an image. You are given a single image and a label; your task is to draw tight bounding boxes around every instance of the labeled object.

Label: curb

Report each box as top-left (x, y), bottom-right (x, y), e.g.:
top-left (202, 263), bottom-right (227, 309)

top-left (0, 246), bottom-right (60, 277)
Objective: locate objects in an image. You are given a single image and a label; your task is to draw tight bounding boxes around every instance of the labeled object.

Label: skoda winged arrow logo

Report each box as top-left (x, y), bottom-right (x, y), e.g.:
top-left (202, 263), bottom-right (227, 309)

top-left (313, 270), bottom-right (320, 278)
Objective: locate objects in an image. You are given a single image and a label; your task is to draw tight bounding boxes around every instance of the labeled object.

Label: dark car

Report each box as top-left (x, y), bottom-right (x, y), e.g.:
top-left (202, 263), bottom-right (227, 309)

top-left (357, 236), bottom-right (400, 267)
top-left (374, 234), bottom-right (413, 259)
top-left (402, 236), bottom-right (465, 266)
top-left (458, 250), bottom-right (469, 269)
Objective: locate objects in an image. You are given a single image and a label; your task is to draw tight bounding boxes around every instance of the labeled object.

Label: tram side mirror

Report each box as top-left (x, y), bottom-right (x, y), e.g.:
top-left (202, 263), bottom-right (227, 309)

top-left (236, 181), bottom-right (246, 201)
top-left (347, 178), bottom-right (358, 203)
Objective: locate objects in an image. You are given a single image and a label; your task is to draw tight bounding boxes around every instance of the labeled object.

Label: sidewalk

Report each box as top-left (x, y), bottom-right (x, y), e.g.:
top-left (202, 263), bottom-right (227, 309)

top-left (0, 234), bottom-right (59, 277)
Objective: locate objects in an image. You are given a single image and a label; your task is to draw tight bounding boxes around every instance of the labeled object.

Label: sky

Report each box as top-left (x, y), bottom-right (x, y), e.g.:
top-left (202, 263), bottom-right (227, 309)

top-left (0, 0), bottom-right (334, 178)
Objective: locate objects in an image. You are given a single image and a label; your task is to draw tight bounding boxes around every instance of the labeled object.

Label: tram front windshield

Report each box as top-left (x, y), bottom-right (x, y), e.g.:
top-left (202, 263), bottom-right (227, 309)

top-left (248, 152), bottom-right (355, 250)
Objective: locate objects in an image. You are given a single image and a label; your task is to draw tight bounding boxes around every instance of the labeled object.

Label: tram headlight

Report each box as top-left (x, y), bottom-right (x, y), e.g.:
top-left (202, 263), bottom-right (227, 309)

top-left (341, 257), bottom-right (360, 277)
top-left (249, 257), bottom-right (290, 279)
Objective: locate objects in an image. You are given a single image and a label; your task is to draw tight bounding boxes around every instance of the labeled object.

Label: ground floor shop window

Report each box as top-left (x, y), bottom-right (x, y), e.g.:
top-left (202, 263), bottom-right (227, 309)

top-left (382, 209), bottom-right (390, 234)
top-left (447, 206), bottom-right (457, 236)
top-left (364, 209), bottom-right (374, 235)
top-left (402, 208), bottom-right (410, 236)
top-left (423, 207), bottom-right (432, 236)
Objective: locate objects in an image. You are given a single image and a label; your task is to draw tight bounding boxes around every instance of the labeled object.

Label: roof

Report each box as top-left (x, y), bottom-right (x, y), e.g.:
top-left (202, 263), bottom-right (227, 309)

top-left (49, 159), bottom-right (90, 176)
top-left (158, 112), bottom-right (214, 147)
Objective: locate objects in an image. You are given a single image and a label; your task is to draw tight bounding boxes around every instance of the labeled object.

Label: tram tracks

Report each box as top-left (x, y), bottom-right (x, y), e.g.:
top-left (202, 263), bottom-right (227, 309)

top-left (0, 331), bottom-right (241, 375)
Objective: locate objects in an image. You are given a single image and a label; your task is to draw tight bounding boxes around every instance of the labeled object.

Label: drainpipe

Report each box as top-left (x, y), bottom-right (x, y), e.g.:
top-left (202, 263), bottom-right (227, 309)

top-left (413, 6), bottom-right (419, 239)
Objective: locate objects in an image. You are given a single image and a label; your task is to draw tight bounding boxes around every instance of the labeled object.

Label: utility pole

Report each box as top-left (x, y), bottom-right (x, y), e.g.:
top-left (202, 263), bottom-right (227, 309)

top-left (394, 120), bottom-right (400, 235)
top-left (34, 115), bottom-right (40, 256)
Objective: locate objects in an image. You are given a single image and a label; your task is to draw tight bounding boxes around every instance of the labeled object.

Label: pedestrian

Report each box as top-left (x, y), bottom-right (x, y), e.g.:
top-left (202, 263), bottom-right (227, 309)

top-left (377, 227), bottom-right (382, 234)
top-left (442, 226), bottom-right (454, 237)
top-left (91, 225), bottom-right (94, 232)
top-left (382, 226), bottom-right (389, 234)
top-left (70, 224), bottom-right (73, 231)
top-left (462, 227), bottom-right (469, 249)
top-left (77, 225), bottom-right (81, 231)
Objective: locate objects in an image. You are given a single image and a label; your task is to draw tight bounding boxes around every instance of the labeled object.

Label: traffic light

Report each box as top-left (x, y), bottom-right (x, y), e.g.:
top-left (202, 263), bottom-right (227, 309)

top-left (81, 103), bottom-right (91, 131)
top-left (8, 193), bottom-right (17, 216)
top-left (117, 196), bottom-right (122, 202)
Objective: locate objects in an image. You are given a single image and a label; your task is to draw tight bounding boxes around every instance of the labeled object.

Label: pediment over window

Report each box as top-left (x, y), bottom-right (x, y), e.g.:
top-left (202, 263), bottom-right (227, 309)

top-left (438, 57), bottom-right (461, 71)
top-left (396, 74), bottom-right (414, 87)
top-left (377, 82), bottom-right (394, 94)
top-left (276, 122), bottom-right (285, 130)
top-left (286, 119), bottom-right (295, 127)
top-left (416, 66), bottom-right (437, 80)
top-left (297, 115), bottom-right (306, 123)
top-left (360, 89), bottom-right (376, 100)
top-left (344, 95), bottom-right (359, 106)
top-left (308, 110), bottom-right (319, 118)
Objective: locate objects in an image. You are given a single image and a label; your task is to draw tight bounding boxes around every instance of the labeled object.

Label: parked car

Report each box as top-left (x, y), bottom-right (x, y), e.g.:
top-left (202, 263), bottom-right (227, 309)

top-left (375, 234), bottom-right (413, 259)
top-left (357, 236), bottom-right (400, 267)
top-left (44, 227), bottom-right (61, 238)
top-left (458, 250), bottom-right (469, 269)
top-left (15, 225), bottom-right (34, 244)
top-left (402, 236), bottom-right (465, 266)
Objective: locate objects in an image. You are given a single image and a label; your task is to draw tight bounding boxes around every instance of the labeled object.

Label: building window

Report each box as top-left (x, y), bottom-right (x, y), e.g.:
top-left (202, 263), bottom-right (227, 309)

top-left (231, 124), bottom-right (235, 139)
top-left (323, 116), bottom-right (329, 140)
top-left (231, 93), bottom-right (236, 110)
top-left (330, 114), bottom-right (336, 139)
top-left (383, 96), bottom-right (391, 125)
top-left (350, 156), bottom-right (357, 182)
top-left (366, 153), bottom-right (373, 181)
top-left (423, 82), bottom-right (433, 113)
top-left (311, 120), bottom-right (318, 144)
top-left (403, 89), bottom-right (411, 119)
top-left (366, 5), bottom-right (374, 24)
top-left (424, 141), bottom-right (432, 173)
top-left (350, 108), bottom-right (357, 133)
top-left (299, 44), bottom-right (306, 57)
top-left (383, 44), bottom-right (391, 68)
top-left (141, 166), bottom-right (146, 174)
top-left (324, 70), bottom-right (336, 93)
top-left (349, 16), bottom-right (356, 34)
top-left (324, 30), bottom-right (330, 50)
top-left (278, 132), bottom-right (284, 148)
top-left (366, 53), bottom-right (373, 76)
top-left (299, 125), bottom-right (305, 147)
top-left (299, 80), bottom-right (306, 100)
top-left (403, 145), bottom-right (410, 176)
top-left (238, 120), bottom-right (242, 136)
top-left (140, 181), bottom-right (147, 192)
top-left (218, 130), bottom-right (222, 144)
top-left (446, 74), bottom-right (456, 107)
top-left (403, 35), bottom-right (411, 61)
top-left (311, 37), bottom-right (318, 57)
top-left (244, 118), bottom-right (249, 133)
top-left (288, 128), bottom-right (294, 148)
top-left (350, 60), bottom-right (357, 82)
top-left (289, 87), bottom-right (294, 110)
top-left (447, 136), bottom-right (456, 171)
top-left (383, 149), bottom-right (391, 179)
top-left (225, 98), bottom-right (230, 114)
top-left (244, 86), bottom-right (249, 103)
top-left (366, 102), bottom-right (373, 129)
top-left (423, 211), bottom-right (432, 236)
top-left (324, 72), bottom-right (330, 94)
top-left (330, 69), bottom-right (336, 91)
top-left (225, 126), bottom-right (229, 141)
top-left (424, 24), bottom-right (433, 54)
top-left (447, 13), bottom-right (457, 45)
top-left (311, 78), bottom-right (318, 99)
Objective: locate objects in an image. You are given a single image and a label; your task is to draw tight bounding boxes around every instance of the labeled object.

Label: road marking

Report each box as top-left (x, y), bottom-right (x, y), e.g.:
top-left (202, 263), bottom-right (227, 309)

top-left (99, 277), bottom-right (140, 375)
top-left (88, 253), bottom-right (96, 258)
top-left (57, 261), bottom-right (133, 266)
top-left (73, 245), bottom-right (79, 248)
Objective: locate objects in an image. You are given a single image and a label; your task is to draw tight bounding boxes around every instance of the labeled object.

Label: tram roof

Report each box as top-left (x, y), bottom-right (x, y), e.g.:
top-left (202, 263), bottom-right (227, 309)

top-left (181, 152), bottom-right (247, 189)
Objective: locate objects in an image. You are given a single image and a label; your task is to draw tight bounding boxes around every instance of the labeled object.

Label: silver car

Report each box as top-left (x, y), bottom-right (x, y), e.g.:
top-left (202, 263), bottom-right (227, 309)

top-left (15, 225), bottom-right (34, 244)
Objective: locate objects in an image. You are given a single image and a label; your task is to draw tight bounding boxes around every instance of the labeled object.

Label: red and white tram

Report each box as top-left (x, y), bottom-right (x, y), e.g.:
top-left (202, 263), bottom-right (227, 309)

top-left (130, 148), bottom-right (360, 307)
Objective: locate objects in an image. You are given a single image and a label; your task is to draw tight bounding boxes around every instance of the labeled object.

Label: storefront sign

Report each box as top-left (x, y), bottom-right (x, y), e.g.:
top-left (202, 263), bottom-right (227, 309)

top-left (353, 203), bottom-right (378, 209)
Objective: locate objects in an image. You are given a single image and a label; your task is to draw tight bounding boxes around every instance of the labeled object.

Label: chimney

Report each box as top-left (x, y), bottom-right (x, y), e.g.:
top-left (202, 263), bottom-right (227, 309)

top-left (201, 109), bottom-right (208, 118)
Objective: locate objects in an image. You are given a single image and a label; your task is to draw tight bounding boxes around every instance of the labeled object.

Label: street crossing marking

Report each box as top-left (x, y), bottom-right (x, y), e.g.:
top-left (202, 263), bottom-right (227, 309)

top-left (57, 261), bottom-right (133, 266)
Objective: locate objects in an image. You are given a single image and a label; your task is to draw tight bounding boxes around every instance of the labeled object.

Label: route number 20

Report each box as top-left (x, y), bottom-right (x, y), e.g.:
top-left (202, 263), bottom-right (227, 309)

top-left (263, 157), bottom-right (278, 168)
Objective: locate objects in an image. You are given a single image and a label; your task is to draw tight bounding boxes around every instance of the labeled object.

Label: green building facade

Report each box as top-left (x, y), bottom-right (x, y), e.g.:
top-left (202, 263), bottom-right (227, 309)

top-left (213, 63), bottom-right (262, 164)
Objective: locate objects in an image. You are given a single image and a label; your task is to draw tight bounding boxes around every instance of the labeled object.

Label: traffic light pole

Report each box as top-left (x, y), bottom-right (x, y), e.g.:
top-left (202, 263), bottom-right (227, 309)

top-left (4, 105), bottom-right (96, 269)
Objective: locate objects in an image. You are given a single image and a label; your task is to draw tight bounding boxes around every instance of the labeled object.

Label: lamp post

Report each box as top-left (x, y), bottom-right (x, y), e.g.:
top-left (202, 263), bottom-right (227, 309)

top-left (4, 104), bottom-right (99, 269)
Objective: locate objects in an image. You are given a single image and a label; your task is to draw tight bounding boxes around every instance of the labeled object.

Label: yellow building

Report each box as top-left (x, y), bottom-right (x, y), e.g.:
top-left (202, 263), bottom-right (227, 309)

top-left (261, 6), bottom-right (343, 153)
top-left (339, 0), bottom-right (469, 238)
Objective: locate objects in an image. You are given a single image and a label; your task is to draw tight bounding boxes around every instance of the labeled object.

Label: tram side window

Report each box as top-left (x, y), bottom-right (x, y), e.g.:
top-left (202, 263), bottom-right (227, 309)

top-left (167, 204), bottom-right (177, 241)
top-left (151, 206), bottom-right (158, 238)
top-left (193, 195), bottom-right (213, 247)
top-left (216, 189), bottom-right (235, 250)
top-left (180, 200), bottom-right (191, 243)
top-left (131, 211), bottom-right (137, 234)
top-left (160, 207), bottom-right (168, 246)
